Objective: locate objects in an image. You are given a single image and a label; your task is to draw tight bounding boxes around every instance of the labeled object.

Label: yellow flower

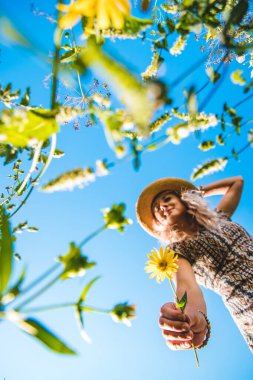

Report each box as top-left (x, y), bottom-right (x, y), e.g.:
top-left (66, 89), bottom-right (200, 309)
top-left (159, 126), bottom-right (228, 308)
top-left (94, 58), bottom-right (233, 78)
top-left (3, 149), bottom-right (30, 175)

top-left (145, 246), bottom-right (178, 283)
top-left (58, 0), bottom-right (131, 30)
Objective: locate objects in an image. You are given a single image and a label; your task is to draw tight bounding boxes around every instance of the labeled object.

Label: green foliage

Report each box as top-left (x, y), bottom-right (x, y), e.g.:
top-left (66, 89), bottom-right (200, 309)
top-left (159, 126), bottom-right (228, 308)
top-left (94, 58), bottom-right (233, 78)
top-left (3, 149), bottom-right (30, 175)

top-left (0, 206), bottom-right (14, 293)
top-left (0, 109), bottom-right (59, 147)
top-left (79, 38), bottom-right (155, 136)
top-left (1, 268), bottom-right (26, 304)
top-left (0, 83), bottom-right (20, 105)
top-left (198, 140), bottom-right (215, 151)
top-left (20, 318), bottom-right (77, 355)
top-left (1, 0), bottom-right (253, 356)
top-left (176, 291), bottom-right (187, 312)
top-left (81, 15), bottom-right (152, 39)
top-left (206, 67), bottom-right (221, 83)
top-left (78, 276), bottom-right (101, 304)
top-left (0, 144), bottom-right (20, 165)
top-left (58, 242), bottom-right (96, 280)
top-left (13, 221), bottom-right (38, 234)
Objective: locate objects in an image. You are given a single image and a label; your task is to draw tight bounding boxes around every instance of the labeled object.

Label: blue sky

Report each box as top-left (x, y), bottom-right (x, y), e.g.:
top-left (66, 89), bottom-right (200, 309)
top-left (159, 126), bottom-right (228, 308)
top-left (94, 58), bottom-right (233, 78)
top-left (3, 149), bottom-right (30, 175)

top-left (0, 1), bottom-right (253, 379)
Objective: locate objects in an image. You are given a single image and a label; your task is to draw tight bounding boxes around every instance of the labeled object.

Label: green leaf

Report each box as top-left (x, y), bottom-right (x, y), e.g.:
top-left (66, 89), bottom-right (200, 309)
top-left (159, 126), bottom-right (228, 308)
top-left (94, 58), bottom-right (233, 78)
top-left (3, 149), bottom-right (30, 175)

top-left (0, 16), bottom-right (31, 47)
top-left (75, 306), bottom-right (92, 343)
top-left (198, 140), bottom-right (215, 151)
top-left (78, 276), bottom-right (101, 304)
top-left (216, 133), bottom-right (225, 145)
top-left (206, 67), bottom-right (221, 83)
top-left (224, 102), bottom-right (236, 117)
top-left (232, 116), bottom-right (242, 134)
top-left (186, 87), bottom-right (197, 117)
top-left (244, 80), bottom-right (253, 93)
top-left (0, 206), bottom-right (14, 293)
top-left (232, 148), bottom-right (239, 160)
top-left (0, 144), bottom-right (19, 165)
top-left (225, 0), bottom-right (248, 25)
top-left (20, 87), bottom-right (30, 106)
top-left (176, 291), bottom-right (187, 311)
top-left (2, 268), bottom-right (26, 304)
top-left (60, 48), bottom-right (78, 63)
top-left (20, 318), bottom-right (77, 355)
top-left (0, 109), bottom-right (59, 147)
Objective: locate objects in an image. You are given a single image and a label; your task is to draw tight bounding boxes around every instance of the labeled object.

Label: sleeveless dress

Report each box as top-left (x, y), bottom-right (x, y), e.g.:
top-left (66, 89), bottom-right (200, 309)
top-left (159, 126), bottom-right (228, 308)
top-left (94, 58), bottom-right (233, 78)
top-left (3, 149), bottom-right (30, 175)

top-left (171, 213), bottom-right (253, 353)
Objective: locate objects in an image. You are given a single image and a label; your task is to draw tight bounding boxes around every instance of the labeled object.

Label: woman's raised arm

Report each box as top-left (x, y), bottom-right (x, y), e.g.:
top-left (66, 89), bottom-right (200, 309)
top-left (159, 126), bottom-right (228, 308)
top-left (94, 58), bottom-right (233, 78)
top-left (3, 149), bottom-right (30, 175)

top-left (200, 176), bottom-right (244, 217)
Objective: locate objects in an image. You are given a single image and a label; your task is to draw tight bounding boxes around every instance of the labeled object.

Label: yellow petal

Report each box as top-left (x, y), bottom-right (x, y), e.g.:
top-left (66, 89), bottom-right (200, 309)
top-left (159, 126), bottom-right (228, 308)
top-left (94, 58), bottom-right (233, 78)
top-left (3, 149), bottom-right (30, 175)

top-left (96, 0), bottom-right (110, 29)
top-left (74, 0), bottom-right (96, 17)
top-left (116, 0), bottom-right (131, 13)
top-left (56, 4), bottom-right (71, 12)
top-left (107, 2), bottom-right (125, 29)
top-left (59, 13), bottom-right (80, 29)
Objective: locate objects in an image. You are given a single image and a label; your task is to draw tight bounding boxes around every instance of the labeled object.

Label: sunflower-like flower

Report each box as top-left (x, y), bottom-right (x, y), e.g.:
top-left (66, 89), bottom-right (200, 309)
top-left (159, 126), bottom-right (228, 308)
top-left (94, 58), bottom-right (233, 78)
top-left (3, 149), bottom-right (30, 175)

top-left (58, 0), bottom-right (131, 30)
top-left (145, 246), bottom-right (178, 283)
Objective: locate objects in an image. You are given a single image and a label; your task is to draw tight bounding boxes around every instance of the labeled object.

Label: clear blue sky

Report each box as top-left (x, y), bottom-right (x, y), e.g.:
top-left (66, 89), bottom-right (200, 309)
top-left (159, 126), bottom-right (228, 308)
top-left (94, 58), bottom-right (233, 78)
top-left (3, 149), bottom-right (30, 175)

top-left (0, 1), bottom-right (253, 379)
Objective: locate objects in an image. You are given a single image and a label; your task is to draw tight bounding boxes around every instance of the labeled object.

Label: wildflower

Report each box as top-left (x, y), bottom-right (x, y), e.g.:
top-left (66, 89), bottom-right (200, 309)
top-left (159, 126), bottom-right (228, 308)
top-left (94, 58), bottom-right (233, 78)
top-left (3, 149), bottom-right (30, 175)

top-left (115, 144), bottom-right (127, 158)
top-left (95, 159), bottom-right (109, 176)
top-left (58, 0), bottom-right (131, 31)
top-left (111, 302), bottom-right (136, 327)
top-left (40, 167), bottom-right (95, 192)
top-left (149, 112), bottom-right (171, 134)
top-left (230, 70), bottom-right (246, 86)
top-left (191, 158), bottom-right (228, 181)
top-left (102, 203), bottom-right (132, 232)
top-left (170, 36), bottom-right (187, 56)
top-left (145, 247), bottom-right (200, 366)
top-left (145, 246), bottom-right (178, 283)
top-left (58, 242), bottom-right (96, 280)
top-left (92, 93), bottom-right (111, 108)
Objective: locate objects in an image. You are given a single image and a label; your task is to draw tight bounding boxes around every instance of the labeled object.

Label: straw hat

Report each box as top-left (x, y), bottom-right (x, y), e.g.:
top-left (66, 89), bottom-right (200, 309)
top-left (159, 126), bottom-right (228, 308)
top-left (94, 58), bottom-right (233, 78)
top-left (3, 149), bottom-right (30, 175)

top-left (136, 178), bottom-right (198, 238)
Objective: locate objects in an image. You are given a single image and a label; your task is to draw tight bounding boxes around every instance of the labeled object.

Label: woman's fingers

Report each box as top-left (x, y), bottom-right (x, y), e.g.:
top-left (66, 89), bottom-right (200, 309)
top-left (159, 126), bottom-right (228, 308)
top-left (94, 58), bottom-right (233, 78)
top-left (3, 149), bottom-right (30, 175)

top-left (160, 302), bottom-right (190, 323)
top-left (159, 317), bottom-right (190, 332)
top-left (166, 340), bottom-right (193, 351)
top-left (162, 329), bottom-right (193, 341)
top-left (159, 302), bottom-right (195, 351)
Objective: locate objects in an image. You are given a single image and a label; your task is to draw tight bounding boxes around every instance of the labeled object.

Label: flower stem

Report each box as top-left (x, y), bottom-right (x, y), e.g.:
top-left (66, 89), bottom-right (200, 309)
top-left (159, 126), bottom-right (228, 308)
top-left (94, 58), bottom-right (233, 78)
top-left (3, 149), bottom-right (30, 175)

top-left (15, 272), bottom-right (63, 312)
top-left (168, 278), bottom-right (200, 368)
top-left (21, 302), bottom-right (76, 314)
top-left (8, 185), bottom-right (34, 219)
top-left (78, 225), bottom-right (106, 248)
top-left (17, 141), bottom-right (43, 196)
top-left (14, 263), bottom-right (60, 304)
top-left (81, 305), bottom-right (111, 314)
top-left (20, 303), bottom-right (110, 315)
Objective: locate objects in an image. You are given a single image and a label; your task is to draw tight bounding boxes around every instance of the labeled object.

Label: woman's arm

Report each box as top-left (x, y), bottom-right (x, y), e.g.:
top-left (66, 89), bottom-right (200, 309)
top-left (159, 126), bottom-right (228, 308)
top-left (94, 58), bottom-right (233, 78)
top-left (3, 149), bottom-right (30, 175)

top-left (159, 258), bottom-right (208, 350)
top-left (200, 175), bottom-right (244, 217)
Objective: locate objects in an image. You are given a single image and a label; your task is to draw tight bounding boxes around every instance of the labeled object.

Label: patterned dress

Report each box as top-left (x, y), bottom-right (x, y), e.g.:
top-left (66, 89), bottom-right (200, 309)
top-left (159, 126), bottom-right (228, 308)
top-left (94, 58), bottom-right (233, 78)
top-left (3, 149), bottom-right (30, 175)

top-left (172, 214), bottom-right (253, 353)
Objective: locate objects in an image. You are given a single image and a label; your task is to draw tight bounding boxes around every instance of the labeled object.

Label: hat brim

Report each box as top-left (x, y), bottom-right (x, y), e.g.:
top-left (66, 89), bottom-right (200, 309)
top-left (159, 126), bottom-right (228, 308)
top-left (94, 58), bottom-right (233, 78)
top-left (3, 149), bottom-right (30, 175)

top-left (136, 178), bottom-right (198, 238)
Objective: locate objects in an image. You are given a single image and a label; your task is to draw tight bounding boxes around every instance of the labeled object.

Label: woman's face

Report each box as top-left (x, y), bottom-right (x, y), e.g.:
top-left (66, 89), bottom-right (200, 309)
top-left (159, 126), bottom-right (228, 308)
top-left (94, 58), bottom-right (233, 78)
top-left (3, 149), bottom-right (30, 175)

top-left (152, 190), bottom-right (187, 228)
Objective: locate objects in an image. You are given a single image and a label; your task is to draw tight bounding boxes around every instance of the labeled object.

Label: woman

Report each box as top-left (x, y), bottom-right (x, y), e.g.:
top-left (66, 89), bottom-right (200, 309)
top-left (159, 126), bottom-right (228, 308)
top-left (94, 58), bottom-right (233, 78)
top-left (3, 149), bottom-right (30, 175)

top-left (136, 176), bottom-right (253, 352)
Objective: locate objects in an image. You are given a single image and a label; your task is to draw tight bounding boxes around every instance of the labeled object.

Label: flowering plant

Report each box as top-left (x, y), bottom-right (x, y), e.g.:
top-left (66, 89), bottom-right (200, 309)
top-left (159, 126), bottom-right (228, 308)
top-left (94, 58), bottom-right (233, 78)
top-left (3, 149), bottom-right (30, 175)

top-left (145, 246), bottom-right (200, 367)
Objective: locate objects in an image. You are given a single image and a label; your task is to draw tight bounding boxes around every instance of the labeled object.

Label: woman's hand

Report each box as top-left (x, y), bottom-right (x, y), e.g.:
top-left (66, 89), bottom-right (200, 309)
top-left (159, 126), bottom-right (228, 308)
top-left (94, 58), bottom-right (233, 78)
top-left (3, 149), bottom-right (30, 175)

top-left (159, 302), bottom-right (207, 350)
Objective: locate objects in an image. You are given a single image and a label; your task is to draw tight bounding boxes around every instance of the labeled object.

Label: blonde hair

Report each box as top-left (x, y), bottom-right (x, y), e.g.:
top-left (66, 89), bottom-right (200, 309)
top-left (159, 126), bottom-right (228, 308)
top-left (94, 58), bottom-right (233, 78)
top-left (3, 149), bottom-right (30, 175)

top-left (152, 189), bottom-right (229, 244)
